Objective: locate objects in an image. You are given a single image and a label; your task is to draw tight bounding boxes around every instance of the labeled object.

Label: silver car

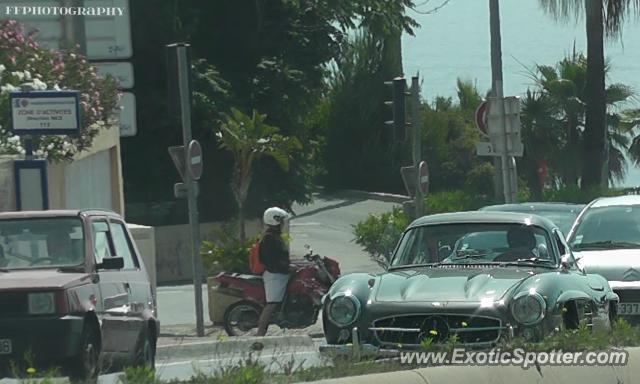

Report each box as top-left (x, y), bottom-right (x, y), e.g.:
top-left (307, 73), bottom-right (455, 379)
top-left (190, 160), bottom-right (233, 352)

top-left (567, 195), bottom-right (640, 323)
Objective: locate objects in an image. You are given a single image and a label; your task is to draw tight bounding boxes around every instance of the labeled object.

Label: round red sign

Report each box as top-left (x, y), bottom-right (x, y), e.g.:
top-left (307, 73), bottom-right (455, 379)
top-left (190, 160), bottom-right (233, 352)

top-left (475, 100), bottom-right (489, 136)
top-left (188, 140), bottom-right (203, 181)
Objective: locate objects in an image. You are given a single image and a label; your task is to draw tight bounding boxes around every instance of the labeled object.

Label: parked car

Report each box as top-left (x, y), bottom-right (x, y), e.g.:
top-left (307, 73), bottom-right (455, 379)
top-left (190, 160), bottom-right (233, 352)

top-left (479, 202), bottom-right (585, 236)
top-left (0, 210), bottom-right (159, 383)
top-left (322, 211), bottom-right (617, 352)
top-left (567, 195), bottom-right (640, 324)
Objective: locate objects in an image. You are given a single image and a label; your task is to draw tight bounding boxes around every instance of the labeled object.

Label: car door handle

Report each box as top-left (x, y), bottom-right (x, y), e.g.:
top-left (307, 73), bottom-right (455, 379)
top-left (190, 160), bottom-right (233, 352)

top-left (124, 282), bottom-right (131, 294)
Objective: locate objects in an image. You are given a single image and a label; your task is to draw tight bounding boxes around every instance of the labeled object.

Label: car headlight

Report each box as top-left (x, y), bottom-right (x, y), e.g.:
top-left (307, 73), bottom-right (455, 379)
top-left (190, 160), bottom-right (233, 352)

top-left (28, 292), bottom-right (56, 315)
top-left (511, 291), bottom-right (546, 325)
top-left (328, 293), bottom-right (361, 326)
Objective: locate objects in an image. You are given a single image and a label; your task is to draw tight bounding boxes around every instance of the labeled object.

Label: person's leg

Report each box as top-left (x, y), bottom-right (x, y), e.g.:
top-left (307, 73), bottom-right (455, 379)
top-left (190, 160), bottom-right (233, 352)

top-left (256, 302), bottom-right (279, 336)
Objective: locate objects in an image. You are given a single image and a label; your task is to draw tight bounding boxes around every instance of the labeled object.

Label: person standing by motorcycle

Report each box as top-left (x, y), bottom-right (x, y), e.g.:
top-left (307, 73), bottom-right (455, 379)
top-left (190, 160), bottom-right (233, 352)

top-left (256, 207), bottom-right (291, 336)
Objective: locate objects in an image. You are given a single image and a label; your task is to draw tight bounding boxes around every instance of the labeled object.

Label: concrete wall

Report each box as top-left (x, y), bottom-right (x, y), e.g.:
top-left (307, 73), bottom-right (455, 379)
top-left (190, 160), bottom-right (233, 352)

top-left (47, 126), bottom-right (125, 215)
top-left (155, 219), bottom-right (264, 285)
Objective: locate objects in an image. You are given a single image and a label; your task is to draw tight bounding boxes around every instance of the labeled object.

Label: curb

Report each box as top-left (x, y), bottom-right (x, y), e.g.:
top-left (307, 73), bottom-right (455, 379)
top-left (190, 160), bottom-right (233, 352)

top-left (337, 190), bottom-right (410, 204)
top-left (156, 335), bottom-right (316, 360)
top-left (306, 347), bottom-right (640, 384)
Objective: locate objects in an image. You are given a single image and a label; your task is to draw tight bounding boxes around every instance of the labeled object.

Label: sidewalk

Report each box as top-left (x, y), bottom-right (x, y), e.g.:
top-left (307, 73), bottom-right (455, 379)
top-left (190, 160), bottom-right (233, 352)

top-left (158, 321), bottom-right (324, 348)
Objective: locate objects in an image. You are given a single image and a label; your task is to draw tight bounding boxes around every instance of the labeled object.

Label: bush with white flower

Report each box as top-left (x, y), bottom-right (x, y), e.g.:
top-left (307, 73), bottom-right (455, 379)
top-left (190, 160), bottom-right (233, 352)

top-left (0, 20), bottom-right (120, 161)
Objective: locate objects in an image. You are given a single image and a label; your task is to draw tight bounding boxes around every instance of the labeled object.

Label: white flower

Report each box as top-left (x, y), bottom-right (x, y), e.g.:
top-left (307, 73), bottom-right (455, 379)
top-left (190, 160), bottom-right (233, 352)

top-left (70, 53), bottom-right (76, 59)
top-left (11, 71), bottom-right (24, 81)
top-left (46, 143), bottom-right (54, 151)
top-left (0, 64), bottom-right (5, 74)
top-left (62, 141), bottom-right (72, 151)
top-left (53, 84), bottom-right (61, 91)
top-left (8, 136), bottom-right (20, 144)
top-left (35, 149), bottom-right (44, 157)
top-left (32, 78), bottom-right (47, 90)
top-left (0, 84), bottom-right (18, 94)
top-left (96, 120), bottom-right (105, 126)
top-left (23, 71), bottom-right (31, 80)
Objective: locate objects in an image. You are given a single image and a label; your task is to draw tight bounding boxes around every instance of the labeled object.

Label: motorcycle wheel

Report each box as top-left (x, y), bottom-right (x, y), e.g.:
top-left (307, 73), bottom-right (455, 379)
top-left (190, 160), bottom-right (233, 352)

top-left (224, 300), bottom-right (263, 336)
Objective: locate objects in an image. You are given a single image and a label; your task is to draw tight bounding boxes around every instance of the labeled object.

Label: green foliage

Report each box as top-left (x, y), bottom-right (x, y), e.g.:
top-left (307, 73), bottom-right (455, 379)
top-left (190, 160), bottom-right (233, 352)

top-left (216, 108), bottom-right (302, 241)
top-left (542, 185), bottom-right (624, 204)
top-left (421, 80), bottom-right (495, 197)
top-left (118, 366), bottom-right (160, 384)
top-left (352, 207), bottom-right (410, 264)
top-left (200, 224), bottom-right (258, 275)
top-left (321, 32), bottom-right (408, 192)
top-left (520, 51), bottom-right (638, 196)
top-left (0, 20), bottom-right (119, 161)
top-left (424, 190), bottom-right (491, 214)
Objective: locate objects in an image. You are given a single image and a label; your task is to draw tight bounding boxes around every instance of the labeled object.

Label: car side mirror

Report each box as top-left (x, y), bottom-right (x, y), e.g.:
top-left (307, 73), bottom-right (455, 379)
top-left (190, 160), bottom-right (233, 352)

top-left (560, 254), bottom-right (576, 272)
top-left (98, 256), bottom-right (124, 270)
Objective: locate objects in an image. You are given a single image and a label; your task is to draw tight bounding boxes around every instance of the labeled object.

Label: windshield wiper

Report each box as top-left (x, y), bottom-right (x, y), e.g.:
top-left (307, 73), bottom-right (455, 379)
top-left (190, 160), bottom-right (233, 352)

top-left (502, 258), bottom-right (555, 268)
top-left (453, 249), bottom-right (489, 260)
top-left (573, 240), bottom-right (640, 250)
top-left (0, 268), bottom-right (8, 273)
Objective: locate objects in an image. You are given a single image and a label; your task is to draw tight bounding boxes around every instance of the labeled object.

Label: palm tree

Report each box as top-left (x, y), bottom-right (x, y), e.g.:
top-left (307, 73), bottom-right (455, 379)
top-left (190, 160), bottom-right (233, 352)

top-left (538, 0), bottom-right (640, 189)
top-left (216, 108), bottom-right (302, 242)
top-left (521, 52), bottom-right (635, 196)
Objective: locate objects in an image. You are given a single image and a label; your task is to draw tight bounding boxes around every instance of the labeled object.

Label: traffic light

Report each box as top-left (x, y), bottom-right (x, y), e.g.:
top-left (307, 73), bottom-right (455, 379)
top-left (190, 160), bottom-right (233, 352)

top-left (385, 77), bottom-right (408, 142)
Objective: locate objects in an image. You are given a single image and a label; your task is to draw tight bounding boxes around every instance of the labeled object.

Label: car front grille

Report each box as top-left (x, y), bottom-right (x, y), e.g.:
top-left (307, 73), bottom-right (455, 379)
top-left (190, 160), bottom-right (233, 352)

top-left (371, 314), bottom-right (503, 347)
top-left (0, 292), bottom-right (27, 318)
top-left (614, 289), bottom-right (640, 303)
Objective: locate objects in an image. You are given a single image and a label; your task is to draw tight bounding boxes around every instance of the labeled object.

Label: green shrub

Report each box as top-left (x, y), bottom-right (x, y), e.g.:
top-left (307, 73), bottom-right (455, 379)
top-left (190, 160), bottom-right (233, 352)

top-left (543, 185), bottom-right (624, 204)
top-left (201, 225), bottom-right (259, 275)
top-left (424, 190), bottom-right (491, 214)
top-left (118, 366), bottom-right (159, 384)
top-left (352, 207), bottom-right (410, 264)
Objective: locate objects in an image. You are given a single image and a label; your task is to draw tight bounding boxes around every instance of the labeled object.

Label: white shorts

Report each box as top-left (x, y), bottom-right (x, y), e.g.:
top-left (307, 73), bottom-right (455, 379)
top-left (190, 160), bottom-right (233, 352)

top-left (263, 271), bottom-right (289, 303)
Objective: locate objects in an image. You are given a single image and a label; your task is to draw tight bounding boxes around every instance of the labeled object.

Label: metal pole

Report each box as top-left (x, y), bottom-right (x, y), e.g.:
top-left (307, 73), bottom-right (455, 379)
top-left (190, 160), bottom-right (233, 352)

top-left (411, 76), bottom-right (424, 217)
top-left (176, 44), bottom-right (204, 337)
top-left (489, 0), bottom-right (514, 203)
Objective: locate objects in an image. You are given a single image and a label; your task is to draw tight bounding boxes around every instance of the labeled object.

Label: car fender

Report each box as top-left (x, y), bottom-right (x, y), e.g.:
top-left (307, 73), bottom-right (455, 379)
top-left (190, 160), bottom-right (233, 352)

top-left (324, 273), bottom-right (374, 306)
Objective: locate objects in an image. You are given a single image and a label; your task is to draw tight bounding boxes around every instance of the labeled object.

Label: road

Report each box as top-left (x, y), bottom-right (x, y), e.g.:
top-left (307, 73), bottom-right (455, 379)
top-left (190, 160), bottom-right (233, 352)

top-left (0, 192), bottom-right (400, 383)
top-left (157, 192), bottom-right (401, 326)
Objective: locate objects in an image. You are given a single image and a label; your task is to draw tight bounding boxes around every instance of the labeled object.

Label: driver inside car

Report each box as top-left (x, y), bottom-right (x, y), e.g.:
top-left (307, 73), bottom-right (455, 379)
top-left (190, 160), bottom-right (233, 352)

top-left (495, 226), bottom-right (537, 262)
top-left (46, 230), bottom-right (82, 265)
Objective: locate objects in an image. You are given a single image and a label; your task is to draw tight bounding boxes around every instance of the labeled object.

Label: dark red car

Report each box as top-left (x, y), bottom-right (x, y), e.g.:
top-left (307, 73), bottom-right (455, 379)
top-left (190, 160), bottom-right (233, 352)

top-left (0, 209), bottom-right (159, 383)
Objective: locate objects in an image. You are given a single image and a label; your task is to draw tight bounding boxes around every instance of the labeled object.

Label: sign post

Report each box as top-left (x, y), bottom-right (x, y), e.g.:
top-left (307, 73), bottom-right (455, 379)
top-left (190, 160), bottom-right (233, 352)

top-left (10, 88), bottom-right (81, 211)
top-left (167, 43), bottom-right (204, 337)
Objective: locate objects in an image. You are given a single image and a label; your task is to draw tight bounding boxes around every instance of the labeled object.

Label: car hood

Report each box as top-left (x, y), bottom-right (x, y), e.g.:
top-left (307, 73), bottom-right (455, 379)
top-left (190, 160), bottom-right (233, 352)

top-left (574, 249), bottom-right (640, 282)
top-left (0, 269), bottom-right (89, 291)
top-left (374, 266), bottom-right (536, 303)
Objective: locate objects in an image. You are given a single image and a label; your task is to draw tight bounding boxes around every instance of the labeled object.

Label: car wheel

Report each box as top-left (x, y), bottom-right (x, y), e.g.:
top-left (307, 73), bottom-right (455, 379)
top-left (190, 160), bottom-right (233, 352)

top-left (224, 301), bottom-right (262, 336)
top-left (134, 326), bottom-right (156, 370)
top-left (68, 323), bottom-right (101, 384)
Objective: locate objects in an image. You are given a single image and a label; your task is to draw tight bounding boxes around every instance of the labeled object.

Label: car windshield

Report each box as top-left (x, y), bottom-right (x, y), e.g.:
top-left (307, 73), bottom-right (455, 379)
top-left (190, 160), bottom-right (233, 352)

top-left (0, 217), bottom-right (85, 270)
top-left (569, 206), bottom-right (640, 250)
top-left (391, 223), bottom-right (555, 267)
top-left (530, 211), bottom-right (578, 235)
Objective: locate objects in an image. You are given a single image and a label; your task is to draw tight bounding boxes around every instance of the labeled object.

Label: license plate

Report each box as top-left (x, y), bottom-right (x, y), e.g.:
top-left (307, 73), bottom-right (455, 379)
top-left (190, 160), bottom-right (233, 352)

top-left (618, 302), bottom-right (640, 315)
top-left (0, 339), bottom-right (11, 354)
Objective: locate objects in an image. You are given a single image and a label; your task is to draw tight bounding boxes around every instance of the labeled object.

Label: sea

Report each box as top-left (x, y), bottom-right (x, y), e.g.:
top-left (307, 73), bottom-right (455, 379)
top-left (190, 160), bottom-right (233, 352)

top-left (402, 0), bottom-right (640, 187)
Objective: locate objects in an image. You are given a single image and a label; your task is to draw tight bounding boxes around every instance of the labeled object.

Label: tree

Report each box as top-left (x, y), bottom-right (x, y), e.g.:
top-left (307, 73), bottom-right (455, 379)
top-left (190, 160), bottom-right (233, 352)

top-left (520, 52), bottom-right (636, 197)
top-left (0, 20), bottom-right (119, 161)
top-left (216, 108), bottom-right (302, 242)
top-left (539, 0), bottom-right (640, 189)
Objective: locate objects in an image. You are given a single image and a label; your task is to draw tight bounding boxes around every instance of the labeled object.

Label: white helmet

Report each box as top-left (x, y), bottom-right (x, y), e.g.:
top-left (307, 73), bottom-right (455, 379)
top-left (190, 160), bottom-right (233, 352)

top-left (263, 207), bottom-right (291, 226)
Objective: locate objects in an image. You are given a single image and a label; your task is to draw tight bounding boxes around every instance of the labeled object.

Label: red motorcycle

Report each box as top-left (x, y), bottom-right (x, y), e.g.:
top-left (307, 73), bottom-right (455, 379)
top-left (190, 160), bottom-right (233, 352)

top-left (212, 245), bottom-right (341, 336)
